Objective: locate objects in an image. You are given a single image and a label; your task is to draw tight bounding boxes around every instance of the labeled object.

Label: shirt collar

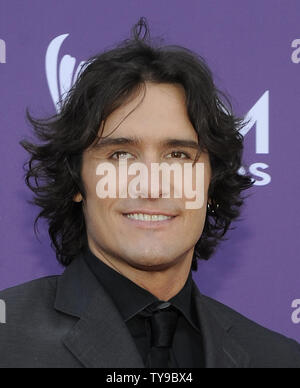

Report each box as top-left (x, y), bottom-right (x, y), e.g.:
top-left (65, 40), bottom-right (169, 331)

top-left (84, 247), bottom-right (201, 332)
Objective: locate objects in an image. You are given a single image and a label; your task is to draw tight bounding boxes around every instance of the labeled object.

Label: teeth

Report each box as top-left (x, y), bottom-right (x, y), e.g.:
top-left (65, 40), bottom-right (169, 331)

top-left (126, 213), bottom-right (172, 222)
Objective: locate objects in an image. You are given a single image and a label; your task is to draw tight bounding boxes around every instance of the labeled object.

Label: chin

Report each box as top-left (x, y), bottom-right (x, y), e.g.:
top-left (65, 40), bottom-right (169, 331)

top-left (126, 255), bottom-right (174, 272)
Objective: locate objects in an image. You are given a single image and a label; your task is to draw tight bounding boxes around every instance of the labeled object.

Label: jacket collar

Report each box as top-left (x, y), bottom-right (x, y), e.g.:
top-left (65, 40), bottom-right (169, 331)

top-left (55, 253), bottom-right (250, 368)
top-left (55, 253), bottom-right (145, 368)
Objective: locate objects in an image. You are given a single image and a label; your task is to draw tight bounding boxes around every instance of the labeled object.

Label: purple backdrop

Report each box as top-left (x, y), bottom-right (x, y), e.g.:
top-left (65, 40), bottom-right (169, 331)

top-left (0, 0), bottom-right (299, 342)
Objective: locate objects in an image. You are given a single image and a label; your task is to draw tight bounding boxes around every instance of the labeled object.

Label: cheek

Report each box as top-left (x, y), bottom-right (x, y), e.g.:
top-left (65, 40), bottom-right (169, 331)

top-left (190, 208), bottom-right (206, 225)
top-left (84, 196), bottom-right (114, 220)
top-left (83, 197), bottom-right (118, 246)
top-left (82, 159), bottom-right (110, 206)
top-left (181, 208), bottom-right (207, 240)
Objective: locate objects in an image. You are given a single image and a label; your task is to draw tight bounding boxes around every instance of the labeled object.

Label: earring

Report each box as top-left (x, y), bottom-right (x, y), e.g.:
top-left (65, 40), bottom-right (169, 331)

top-left (207, 202), bottom-right (219, 214)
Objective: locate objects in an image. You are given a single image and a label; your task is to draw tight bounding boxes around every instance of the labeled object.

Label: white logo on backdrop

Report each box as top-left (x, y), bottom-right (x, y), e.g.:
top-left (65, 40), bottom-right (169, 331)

top-left (0, 299), bottom-right (6, 324)
top-left (46, 34), bottom-right (86, 112)
top-left (240, 91), bottom-right (271, 186)
top-left (0, 39), bottom-right (6, 64)
top-left (291, 39), bottom-right (300, 64)
top-left (291, 299), bottom-right (300, 324)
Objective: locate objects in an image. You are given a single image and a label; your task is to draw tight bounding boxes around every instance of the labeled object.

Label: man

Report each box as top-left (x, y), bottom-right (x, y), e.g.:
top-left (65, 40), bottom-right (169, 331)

top-left (0, 18), bottom-right (299, 368)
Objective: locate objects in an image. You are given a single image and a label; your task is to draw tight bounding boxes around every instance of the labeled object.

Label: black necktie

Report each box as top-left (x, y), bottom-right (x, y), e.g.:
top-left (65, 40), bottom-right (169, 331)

top-left (143, 301), bottom-right (179, 368)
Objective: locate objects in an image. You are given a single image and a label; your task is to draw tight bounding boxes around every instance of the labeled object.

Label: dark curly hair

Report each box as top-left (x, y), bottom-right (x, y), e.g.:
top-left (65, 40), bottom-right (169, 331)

top-left (20, 17), bottom-right (254, 271)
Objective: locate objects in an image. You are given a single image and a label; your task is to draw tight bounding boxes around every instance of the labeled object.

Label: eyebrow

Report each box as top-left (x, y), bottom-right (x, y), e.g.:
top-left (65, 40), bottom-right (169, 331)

top-left (95, 136), bottom-right (202, 151)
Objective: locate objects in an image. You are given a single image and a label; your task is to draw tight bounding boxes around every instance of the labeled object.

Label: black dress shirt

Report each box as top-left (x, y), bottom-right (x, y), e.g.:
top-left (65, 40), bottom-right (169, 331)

top-left (84, 247), bottom-right (205, 368)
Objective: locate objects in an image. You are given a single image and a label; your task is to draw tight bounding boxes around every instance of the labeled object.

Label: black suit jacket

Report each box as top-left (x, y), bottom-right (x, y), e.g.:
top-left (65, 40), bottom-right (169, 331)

top-left (0, 253), bottom-right (299, 368)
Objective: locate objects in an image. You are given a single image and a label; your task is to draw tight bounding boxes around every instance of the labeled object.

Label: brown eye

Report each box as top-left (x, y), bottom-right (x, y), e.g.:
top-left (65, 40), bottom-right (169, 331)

top-left (166, 151), bottom-right (190, 159)
top-left (110, 151), bottom-right (134, 160)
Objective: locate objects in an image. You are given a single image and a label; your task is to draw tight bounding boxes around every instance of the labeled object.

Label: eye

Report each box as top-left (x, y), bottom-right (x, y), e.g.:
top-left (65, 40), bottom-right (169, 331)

top-left (166, 151), bottom-right (191, 159)
top-left (109, 151), bottom-right (134, 160)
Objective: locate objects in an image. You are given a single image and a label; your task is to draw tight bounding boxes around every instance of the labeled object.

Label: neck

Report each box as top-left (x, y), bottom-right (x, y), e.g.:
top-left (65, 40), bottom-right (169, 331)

top-left (88, 242), bottom-right (194, 301)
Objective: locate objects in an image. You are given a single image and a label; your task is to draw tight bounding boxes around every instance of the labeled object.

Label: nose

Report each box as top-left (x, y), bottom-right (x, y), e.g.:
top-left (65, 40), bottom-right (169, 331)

top-left (134, 157), bottom-right (162, 199)
top-left (133, 156), bottom-right (178, 200)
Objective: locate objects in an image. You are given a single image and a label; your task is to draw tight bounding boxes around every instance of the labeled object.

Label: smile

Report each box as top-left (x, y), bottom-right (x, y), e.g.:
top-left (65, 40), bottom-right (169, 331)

top-left (125, 213), bottom-right (173, 222)
top-left (121, 212), bottom-right (177, 229)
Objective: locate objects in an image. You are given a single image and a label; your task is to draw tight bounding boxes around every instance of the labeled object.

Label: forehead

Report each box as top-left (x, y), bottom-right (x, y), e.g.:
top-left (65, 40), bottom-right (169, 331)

top-left (100, 82), bottom-right (198, 142)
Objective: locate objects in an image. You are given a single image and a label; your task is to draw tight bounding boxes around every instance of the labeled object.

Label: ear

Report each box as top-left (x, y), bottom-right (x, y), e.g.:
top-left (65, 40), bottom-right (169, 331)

top-left (73, 193), bottom-right (83, 203)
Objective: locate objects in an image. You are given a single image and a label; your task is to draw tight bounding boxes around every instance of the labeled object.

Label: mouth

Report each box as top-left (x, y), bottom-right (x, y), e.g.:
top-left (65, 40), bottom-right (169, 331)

top-left (121, 211), bottom-right (177, 229)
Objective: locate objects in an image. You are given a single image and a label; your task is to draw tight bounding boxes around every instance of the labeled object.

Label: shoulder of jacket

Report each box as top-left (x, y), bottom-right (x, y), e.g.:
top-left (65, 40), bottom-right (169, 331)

top-left (0, 275), bottom-right (60, 299)
top-left (199, 293), bottom-right (300, 363)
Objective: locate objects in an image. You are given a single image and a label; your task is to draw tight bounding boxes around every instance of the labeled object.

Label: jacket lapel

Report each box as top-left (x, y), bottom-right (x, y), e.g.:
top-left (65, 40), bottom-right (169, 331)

top-left (54, 253), bottom-right (250, 368)
top-left (54, 254), bottom-right (145, 368)
top-left (192, 281), bottom-right (251, 368)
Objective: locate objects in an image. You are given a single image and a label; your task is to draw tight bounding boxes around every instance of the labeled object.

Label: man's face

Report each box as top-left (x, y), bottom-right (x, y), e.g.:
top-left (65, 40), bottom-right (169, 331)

top-left (79, 82), bottom-right (212, 271)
